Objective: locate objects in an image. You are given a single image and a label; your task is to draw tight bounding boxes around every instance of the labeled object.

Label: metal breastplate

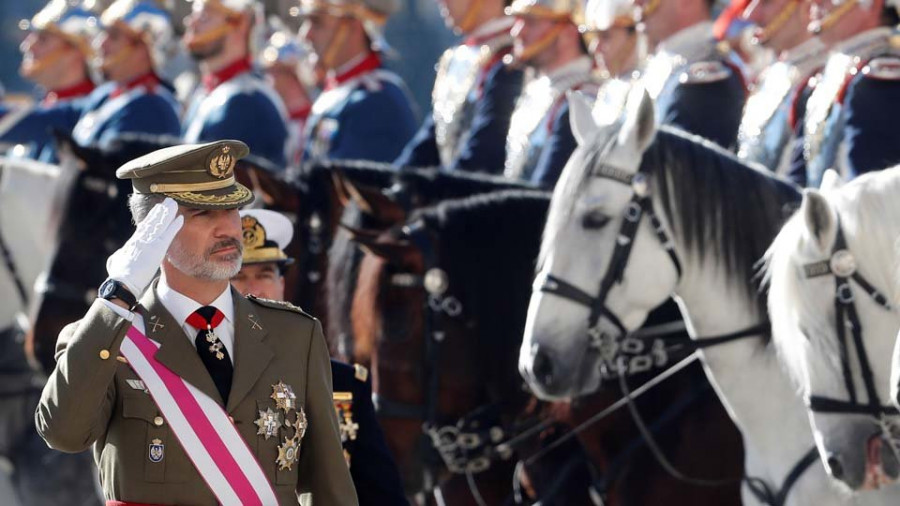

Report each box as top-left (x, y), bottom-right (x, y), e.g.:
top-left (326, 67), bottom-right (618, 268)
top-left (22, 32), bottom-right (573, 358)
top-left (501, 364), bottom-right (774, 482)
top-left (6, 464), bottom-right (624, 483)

top-left (737, 62), bottom-right (800, 172)
top-left (504, 68), bottom-right (600, 180)
top-left (803, 28), bottom-right (897, 183)
top-left (432, 38), bottom-right (510, 167)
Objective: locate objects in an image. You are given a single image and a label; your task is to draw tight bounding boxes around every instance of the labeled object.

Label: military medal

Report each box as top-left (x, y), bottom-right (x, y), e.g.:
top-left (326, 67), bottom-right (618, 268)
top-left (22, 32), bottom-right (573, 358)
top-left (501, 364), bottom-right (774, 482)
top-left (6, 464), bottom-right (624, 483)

top-left (333, 392), bottom-right (358, 443)
top-left (271, 381), bottom-right (297, 413)
top-left (254, 408), bottom-right (283, 440)
top-left (291, 406), bottom-right (308, 442)
top-left (276, 437), bottom-right (300, 471)
top-left (149, 438), bottom-right (164, 463)
top-left (204, 326), bottom-right (225, 360)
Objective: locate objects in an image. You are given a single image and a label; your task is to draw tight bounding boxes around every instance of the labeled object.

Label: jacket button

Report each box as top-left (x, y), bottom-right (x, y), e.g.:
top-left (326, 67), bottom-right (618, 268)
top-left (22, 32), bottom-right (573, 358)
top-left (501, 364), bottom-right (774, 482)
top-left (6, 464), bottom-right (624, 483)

top-left (99, 349), bottom-right (110, 360)
top-left (154, 416), bottom-right (164, 427)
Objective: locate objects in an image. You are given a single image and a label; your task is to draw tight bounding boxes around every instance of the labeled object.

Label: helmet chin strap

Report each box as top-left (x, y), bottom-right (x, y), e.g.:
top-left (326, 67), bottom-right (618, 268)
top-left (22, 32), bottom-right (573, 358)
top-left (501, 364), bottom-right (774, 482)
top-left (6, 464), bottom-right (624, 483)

top-left (508, 22), bottom-right (566, 68)
top-left (639, 0), bottom-right (662, 22)
top-left (808, 0), bottom-right (860, 34)
top-left (458, 0), bottom-right (485, 34)
top-left (321, 19), bottom-right (350, 69)
top-left (752, 0), bottom-right (799, 44)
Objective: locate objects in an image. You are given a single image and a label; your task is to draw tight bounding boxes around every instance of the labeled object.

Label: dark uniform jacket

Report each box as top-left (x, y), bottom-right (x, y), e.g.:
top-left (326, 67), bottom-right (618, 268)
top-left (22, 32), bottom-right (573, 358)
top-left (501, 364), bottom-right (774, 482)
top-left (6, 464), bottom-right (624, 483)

top-left (331, 361), bottom-right (407, 505)
top-left (36, 281), bottom-right (357, 505)
top-left (642, 20), bottom-right (747, 150)
top-left (789, 26), bottom-right (900, 187)
top-left (394, 17), bottom-right (524, 174)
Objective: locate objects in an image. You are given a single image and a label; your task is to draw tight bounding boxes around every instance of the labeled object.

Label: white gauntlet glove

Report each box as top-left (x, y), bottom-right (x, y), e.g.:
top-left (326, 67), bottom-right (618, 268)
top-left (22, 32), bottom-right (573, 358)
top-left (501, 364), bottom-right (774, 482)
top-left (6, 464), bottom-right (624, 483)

top-left (106, 197), bottom-right (183, 296)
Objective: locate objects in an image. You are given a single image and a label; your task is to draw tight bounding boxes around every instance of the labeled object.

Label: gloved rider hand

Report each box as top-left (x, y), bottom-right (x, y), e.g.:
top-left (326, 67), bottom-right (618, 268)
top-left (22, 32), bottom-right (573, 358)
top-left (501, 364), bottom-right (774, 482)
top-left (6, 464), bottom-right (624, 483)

top-left (106, 197), bottom-right (183, 297)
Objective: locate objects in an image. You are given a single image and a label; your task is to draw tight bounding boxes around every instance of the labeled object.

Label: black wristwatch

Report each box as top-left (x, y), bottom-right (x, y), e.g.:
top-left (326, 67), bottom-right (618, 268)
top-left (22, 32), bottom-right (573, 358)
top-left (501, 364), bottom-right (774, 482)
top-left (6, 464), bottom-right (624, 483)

top-left (98, 279), bottom-right (138, 310)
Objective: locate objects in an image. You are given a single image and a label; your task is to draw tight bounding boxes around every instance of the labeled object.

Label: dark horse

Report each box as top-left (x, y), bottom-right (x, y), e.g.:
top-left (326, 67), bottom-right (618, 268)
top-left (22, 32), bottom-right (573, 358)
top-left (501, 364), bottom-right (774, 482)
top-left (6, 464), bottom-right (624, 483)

top-left (349, 190), bottom-right (744, 504)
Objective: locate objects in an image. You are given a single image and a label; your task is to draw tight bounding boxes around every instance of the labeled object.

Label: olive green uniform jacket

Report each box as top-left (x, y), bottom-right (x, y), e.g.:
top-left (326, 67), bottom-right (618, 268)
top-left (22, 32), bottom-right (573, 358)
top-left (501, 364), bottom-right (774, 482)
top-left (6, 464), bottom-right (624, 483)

top-left (36, 281), bottom-right (358, 505)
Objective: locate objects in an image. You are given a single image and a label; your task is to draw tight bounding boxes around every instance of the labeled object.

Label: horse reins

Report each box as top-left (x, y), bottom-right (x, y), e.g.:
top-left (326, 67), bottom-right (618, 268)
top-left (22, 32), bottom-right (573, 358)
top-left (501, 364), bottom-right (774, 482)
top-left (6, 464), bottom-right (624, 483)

top-left (532, 156), bottom-right (823, 503)
top-left (800, 221), bottom-right (899, 418)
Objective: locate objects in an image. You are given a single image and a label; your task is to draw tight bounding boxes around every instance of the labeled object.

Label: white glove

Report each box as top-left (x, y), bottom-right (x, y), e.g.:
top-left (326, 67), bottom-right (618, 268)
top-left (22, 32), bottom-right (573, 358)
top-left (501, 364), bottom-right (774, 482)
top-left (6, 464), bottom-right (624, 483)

top-left (106, 197), bottom-right (183, 296)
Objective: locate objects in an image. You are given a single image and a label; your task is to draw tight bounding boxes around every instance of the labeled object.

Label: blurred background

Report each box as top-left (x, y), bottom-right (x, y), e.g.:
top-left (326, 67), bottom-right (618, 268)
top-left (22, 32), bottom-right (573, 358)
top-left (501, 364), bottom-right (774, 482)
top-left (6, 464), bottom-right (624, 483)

top-left (0, 0), bottom-right (457, 114)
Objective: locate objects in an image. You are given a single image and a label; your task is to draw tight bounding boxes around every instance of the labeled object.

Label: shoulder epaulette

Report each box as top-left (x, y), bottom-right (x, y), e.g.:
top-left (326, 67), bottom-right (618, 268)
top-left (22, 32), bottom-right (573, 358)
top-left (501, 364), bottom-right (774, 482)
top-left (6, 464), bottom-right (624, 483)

top-left (679, 61), bottom-right (732, 84)
top-left (862, 56), bottom-right (900, 80)
top-left (353, 363), bottom-right (369, 382)
top-left (246, 295), bottom-right (314, 319)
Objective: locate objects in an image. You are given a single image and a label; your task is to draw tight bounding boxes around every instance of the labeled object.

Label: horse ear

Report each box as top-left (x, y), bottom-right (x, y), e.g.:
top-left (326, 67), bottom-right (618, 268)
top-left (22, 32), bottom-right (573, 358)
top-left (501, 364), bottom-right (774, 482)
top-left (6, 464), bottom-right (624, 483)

top-left (618, 85), bottom-right (656, 153)
top-left (801, 189), bottom-right (838, 252)
top-left (567, 90), bottom-right (598, 146)
top-left (343, 176), bottom-right (406, 223)
top-left (819, 169), bottom-right (844, 191)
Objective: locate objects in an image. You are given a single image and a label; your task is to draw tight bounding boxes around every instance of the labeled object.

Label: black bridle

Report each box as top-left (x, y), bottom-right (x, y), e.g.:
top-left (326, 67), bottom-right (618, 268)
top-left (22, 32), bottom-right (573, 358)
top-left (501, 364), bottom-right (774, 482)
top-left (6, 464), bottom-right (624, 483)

top-left (539, 163), bottom-right (681, 337)
top-left (801, 221), bottom-right (899, 418)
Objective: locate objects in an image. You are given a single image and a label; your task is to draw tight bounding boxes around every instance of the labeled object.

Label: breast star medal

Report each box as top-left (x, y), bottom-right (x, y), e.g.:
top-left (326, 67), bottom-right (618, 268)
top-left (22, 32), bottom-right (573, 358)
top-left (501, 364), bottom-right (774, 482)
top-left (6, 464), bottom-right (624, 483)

top-left (276, 437), bottom-right (300, 471)
top-left (291, 406), bottom-right (308, 441)
top-left (271, 381), bottom-right (297, 413)
top-left (254, 408), bottom-right (282, 440)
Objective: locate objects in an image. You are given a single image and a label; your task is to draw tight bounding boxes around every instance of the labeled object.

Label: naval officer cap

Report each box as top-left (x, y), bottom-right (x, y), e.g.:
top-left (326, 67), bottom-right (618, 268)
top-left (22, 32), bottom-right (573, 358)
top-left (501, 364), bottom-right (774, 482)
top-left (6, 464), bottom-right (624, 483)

top-left (116, 140), bottom-right (255, 209)
top-left (240, 209), bottom-right (295, 266)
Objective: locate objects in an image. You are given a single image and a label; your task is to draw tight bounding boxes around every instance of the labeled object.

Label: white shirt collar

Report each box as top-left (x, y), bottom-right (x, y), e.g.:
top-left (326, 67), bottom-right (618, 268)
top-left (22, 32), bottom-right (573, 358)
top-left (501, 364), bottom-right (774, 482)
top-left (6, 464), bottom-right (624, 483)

top-left (157, 276), bottom-right (234, 328)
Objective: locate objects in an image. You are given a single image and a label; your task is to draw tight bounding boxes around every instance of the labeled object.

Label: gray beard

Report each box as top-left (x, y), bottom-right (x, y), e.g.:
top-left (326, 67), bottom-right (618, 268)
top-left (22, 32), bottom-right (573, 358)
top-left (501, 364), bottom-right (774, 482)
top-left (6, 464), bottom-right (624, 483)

top-left (167, 239), bottom-right (242, 281)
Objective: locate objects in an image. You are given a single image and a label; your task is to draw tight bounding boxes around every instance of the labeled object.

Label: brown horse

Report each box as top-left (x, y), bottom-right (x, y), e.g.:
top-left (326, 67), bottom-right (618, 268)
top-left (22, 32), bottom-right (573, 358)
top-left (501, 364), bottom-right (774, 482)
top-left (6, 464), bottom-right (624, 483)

top-left (348, 190), bottom-right (745, 505)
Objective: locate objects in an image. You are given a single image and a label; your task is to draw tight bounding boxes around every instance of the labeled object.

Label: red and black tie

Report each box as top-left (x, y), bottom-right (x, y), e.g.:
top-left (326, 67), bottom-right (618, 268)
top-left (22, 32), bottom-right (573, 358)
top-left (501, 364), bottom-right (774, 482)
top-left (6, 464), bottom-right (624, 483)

top-left (186, 306), bottom-right (232, 403)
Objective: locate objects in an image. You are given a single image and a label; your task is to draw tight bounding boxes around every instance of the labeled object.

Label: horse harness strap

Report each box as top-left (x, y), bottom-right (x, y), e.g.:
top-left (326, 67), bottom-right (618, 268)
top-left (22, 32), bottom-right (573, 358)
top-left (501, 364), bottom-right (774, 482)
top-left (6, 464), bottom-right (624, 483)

top-left (801, 222), bottom-right (899, 417)
top-left (744, 447), bottom-right (819, 506)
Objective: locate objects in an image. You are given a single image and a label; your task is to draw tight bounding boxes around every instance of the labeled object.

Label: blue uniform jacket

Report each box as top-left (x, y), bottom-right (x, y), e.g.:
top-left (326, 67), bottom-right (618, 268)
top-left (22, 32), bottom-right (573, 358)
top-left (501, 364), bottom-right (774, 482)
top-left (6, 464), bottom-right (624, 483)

top-left (331, 360), bottom-right (407, 505)
top-left (305, 64), bottom-right (417, 165)
top-left (395, 59), bottom-right (524, 174)
top-left (528, 100), bottom-right (577, 188)
top-left (0, 79), bottom-right (180, 161)
top-left (183, 71), bottom-right (290, 170)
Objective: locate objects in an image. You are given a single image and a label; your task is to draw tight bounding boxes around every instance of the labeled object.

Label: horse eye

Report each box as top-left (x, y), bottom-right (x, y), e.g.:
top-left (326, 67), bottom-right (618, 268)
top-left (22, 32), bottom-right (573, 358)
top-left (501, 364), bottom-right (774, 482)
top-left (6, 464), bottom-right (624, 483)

top-left (582, 209), bottom-right (611, 230)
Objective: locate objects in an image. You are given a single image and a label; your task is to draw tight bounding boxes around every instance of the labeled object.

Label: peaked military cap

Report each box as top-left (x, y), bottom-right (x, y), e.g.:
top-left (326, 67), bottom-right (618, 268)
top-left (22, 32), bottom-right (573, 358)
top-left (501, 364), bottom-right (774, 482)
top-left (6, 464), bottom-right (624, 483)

top-left (240, 209), bottom-right (295, 266)
top-left (116, 140), bottom-right (254, 209)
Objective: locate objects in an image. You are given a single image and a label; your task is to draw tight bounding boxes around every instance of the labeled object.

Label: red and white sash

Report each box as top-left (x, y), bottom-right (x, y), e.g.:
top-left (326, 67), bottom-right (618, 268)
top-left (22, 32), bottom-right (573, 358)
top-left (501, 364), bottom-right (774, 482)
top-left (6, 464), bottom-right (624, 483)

top-left (118, 316), bottom-right (279, 506)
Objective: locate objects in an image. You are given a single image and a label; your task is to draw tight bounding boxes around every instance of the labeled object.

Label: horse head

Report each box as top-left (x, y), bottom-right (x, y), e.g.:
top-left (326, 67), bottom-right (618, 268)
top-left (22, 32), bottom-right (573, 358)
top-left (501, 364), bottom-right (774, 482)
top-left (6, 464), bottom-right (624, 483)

top-left (765, 168), bottom-right (900, 491)
top-left (520, 86), bottom-right (680, 400)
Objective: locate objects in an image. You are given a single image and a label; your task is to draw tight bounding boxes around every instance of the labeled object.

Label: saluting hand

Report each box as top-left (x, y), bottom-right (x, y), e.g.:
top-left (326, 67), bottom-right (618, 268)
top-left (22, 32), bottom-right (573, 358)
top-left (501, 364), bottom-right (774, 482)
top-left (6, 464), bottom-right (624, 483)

top-left (106, 197), bottom-right (183, 297)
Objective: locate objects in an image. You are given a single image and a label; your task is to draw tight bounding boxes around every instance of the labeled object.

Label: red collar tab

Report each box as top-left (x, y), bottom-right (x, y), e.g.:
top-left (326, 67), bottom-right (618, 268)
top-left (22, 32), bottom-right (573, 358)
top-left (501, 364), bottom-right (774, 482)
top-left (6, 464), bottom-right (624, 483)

top-left (111, 73), bottom-right (160, 99)
top-left (186, 307), bottom-right (226, 330)
top-left (325, 52), bottom-right (381, 90)
top-left (43, 80), bottom-right (96, 105)
top-left (203, 57), bottom-right (253, 92)
top-left (289, 105), bottom-right (312, 120)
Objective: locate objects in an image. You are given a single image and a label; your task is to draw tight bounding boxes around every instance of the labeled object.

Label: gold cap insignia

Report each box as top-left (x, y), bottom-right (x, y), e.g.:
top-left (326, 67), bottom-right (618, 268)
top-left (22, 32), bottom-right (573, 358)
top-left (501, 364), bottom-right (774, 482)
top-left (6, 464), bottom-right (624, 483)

top-left (208, 144), bottom-right (235, 179)
top-left (242, 216), bottom-right (267, 250)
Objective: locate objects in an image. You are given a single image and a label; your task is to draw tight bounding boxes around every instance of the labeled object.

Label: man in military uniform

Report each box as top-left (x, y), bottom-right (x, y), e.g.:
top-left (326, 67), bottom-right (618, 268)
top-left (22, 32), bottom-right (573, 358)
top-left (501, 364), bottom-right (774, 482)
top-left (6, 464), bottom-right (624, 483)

top-left (232, 209), bottom-right (407, 505)
top-left (0, 0), bottom-right (182, 160)
top-left (789, 0), bottom-right (900, 186)
top-left (582, 0), bottom-right (643, 124)
top-left (394, 0), bottom-right (524, 173)
top-left (0, 0), bottom-right (96, 162)
top-left (183, 0), bottom-right (290, 171)
top-left (503, 0), bottom-right (602, 188)
top-left (260, 23), bottom-right (318, 168)
top-left (298, 0), bottom-right (418, 164)
top-left (36, 140), bottom-right (358, 505)
top-left (633, 0), bottom-right (747, 149)
top-left (737, 0), bottom-right (826, 174)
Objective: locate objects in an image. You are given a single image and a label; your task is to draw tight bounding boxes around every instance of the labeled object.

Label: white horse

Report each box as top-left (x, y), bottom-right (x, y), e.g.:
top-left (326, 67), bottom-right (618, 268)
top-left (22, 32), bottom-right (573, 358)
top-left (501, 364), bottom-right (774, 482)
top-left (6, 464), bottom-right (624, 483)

top-left (0, 155), bottom-right (66, 328)
top-left (765, 167), bottom-right (900, 491)
top-left (518, 86), bottom-right (900, 505)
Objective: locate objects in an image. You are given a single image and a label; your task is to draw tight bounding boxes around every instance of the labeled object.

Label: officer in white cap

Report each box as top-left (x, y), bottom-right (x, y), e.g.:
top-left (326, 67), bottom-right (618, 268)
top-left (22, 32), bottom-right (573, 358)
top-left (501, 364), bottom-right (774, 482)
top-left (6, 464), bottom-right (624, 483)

top-left (232, 209), bottom-right (407, 505)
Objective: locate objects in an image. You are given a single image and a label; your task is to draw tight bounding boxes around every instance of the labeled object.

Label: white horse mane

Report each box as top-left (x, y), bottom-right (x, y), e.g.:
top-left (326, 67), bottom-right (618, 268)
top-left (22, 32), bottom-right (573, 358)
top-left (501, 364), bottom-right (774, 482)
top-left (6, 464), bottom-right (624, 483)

top-left (764, 167), bottom-right (900, 394)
